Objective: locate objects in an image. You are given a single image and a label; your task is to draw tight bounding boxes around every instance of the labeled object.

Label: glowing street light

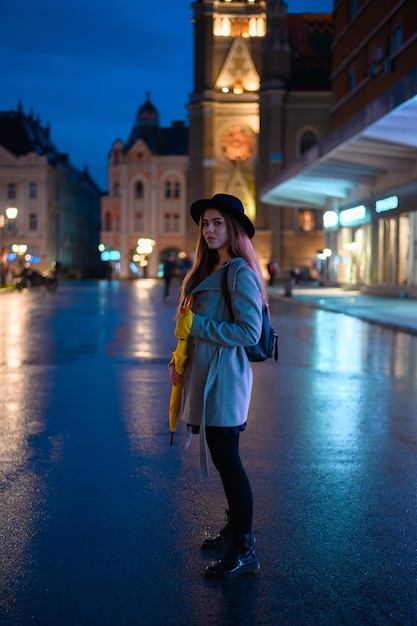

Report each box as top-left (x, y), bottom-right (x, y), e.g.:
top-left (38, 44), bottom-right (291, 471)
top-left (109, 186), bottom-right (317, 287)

top-left (0, 206), bottom-right (18, 286)
top-left (136, 238), bottom-right (155, 255)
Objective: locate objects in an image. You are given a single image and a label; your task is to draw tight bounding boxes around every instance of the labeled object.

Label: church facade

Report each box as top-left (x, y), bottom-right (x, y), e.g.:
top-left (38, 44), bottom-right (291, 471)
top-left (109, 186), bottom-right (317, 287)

top-left (187, 0), bottom-right (333, 276)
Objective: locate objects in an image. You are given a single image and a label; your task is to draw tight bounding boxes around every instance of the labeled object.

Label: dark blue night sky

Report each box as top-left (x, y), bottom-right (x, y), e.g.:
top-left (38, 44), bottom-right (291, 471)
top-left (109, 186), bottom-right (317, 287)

top-left (1, 0), bottom-right (333, 190)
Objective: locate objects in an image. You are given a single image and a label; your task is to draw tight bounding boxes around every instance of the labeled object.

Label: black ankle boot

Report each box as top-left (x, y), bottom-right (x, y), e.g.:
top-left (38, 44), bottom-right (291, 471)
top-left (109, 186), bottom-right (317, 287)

top-left (201, 510), bottom-right (233, 551)
top-left (204, 532), bottom-right (260, 579)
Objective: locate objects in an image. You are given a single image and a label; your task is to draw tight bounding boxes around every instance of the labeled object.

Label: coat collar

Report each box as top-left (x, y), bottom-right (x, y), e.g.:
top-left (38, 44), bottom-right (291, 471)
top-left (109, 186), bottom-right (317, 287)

top-left (191, 257), bottom-right (247, 294)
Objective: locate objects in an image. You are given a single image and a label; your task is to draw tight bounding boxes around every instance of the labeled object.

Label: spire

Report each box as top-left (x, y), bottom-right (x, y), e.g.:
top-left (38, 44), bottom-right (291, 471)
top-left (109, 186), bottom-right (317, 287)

top-left (136, 91), bottom-right (159, 126)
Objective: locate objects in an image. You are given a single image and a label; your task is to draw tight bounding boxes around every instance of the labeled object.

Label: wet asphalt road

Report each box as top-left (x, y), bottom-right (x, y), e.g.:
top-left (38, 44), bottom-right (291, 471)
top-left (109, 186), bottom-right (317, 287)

top-left (0, 280), bottom-right (416, 626)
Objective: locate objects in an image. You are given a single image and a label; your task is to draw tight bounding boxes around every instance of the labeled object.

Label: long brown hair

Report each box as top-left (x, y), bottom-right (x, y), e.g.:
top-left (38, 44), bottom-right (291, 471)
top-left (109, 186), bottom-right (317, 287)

top-left (179, 209), bottom-right (268, 308)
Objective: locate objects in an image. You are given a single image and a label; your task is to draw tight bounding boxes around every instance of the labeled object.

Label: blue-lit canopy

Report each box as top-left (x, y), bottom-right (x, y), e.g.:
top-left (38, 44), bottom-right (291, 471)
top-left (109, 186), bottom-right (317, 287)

top-left (261, 92), bottom-right (417, 210)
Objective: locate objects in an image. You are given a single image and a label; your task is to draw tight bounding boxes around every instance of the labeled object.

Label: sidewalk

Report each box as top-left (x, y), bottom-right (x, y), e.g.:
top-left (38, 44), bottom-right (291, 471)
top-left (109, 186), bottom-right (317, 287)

top-left (268, 284), bottom-right (417, 336)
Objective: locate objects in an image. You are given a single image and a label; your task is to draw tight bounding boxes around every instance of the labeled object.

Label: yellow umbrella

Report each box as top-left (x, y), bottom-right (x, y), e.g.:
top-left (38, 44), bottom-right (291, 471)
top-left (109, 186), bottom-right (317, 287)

top-left (169, 295), bottom-right (194, 445)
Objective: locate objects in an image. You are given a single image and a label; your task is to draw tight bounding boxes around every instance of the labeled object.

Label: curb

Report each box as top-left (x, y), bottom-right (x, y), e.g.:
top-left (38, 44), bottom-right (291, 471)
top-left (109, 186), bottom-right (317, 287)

top-left (268, 290), bottom-right (417, 337)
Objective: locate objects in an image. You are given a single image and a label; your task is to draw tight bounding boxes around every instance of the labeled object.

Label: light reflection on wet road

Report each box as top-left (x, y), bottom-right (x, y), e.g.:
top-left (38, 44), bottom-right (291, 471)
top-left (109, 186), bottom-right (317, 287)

top-left (0, 281), bottom-right (416, 625)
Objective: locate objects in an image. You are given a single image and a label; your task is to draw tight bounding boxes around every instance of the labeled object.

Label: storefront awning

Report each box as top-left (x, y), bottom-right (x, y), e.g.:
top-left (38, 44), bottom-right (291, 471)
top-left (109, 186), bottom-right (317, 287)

top-left (261, 85), bottom-right (417, 210)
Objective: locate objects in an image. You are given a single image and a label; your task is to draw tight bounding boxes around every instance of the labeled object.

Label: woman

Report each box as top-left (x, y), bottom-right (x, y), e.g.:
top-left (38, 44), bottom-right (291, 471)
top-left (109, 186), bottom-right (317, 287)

top-left (169, 193), bottom-right (267, 580)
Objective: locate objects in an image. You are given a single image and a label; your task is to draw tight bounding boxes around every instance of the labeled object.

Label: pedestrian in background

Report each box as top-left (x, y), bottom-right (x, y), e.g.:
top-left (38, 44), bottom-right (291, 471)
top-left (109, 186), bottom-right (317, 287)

top-left (267, 258), bottom-right (278, 286)
top-left (168, 193), bottom-right (266, 580)
top-left (163, 252), bottom-right (176, 300)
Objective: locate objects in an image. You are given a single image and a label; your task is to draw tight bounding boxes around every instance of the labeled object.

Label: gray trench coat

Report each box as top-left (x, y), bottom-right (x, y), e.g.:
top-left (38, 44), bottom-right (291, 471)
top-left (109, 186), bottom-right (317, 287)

top-left (181, 257), bottom-right (263, 479)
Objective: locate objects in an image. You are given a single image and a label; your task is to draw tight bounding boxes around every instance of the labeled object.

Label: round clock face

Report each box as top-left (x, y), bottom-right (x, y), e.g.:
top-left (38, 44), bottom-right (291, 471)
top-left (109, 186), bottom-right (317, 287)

top-left (220, 126), bottom-right (255, 161)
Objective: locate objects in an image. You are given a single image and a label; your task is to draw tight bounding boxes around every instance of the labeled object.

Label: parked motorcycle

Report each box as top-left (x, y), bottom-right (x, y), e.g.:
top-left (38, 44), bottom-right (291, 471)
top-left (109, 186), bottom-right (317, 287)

top-left (14, 264), bottom-right (59, 292)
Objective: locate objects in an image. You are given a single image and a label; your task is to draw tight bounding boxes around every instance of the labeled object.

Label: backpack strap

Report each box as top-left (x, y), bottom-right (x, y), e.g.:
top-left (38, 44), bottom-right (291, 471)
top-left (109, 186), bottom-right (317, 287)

top-left (221, 264), bottom-right (234, 321)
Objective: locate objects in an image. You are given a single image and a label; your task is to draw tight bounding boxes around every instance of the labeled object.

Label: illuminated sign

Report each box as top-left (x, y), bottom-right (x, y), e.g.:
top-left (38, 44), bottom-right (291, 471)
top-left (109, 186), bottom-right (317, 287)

top-left (339, 205), bottom-right (367, 226)
top-left (375, 195), bottom-right (399, 213)
top-left (323, 210), bottom-right (339, 229)
top-left (101, 250), bottom-right (121, 261)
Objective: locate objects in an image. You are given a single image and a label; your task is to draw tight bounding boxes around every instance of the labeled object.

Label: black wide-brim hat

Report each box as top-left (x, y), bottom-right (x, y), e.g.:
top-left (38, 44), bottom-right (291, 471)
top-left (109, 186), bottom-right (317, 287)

top-left (190, 193), bottom-right (255, 239)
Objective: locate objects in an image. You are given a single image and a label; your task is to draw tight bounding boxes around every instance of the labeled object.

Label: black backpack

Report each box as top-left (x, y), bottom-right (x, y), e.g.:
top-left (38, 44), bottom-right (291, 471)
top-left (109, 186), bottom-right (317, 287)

top-left (221, 264), bottom-right (278, 363)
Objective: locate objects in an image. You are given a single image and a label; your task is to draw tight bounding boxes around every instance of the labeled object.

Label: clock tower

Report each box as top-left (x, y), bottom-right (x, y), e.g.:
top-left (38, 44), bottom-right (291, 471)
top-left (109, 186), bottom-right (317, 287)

top-left (187, 0), bottom-right (274, 257)
top-left (187, 1), bottom-right (331, 271)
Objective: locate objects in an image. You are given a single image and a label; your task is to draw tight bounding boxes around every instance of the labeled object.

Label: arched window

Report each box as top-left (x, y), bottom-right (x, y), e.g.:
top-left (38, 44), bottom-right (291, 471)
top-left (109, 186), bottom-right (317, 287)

top-left (135, 181), bottom-right (144, 198)
top-left (113, 182), bottom-right (120, 197)
top-left (165, 179), bottom-right (181, 199)
top-left (300, 130), bottom-right (318, 155)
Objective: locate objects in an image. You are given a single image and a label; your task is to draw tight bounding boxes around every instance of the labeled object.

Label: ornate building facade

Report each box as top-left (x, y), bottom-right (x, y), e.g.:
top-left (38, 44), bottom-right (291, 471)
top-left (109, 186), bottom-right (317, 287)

top-left (100, 95), bottom-right (188, 279)
top-left (187, 0), bottom-right (334, 275)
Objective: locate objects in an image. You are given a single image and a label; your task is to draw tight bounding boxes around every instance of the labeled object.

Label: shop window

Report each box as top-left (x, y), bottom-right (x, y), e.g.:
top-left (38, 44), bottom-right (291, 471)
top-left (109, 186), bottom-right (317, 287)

top-left (298, 210), bottom-right (315, 232)
top-left (8, 183), bottom-right (16, 199)
top-left (29, 182), bottom-right (37, 199)
top-left (135, 181), bottom-right (144, 198)
top-left (300, 131), bottom-right (318, 155)
top-left (29, 213), bottom-right (38, 231)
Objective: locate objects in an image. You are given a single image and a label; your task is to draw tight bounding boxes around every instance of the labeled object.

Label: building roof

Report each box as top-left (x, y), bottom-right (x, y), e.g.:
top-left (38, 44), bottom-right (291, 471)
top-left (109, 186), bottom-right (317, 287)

top-left (124, 95), bottom-right (188, 155)
top-left (287, 13), bottom-right (333, 91)
top-left (0, 102), bottom-right (102, 193)
top-left (0, 105), bottom-right (59, 162)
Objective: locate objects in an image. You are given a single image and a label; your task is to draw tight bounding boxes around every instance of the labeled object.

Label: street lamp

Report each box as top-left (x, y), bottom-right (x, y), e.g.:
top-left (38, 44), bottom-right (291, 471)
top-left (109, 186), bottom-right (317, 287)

top-left (12, 243), bottom-right (28, 268)
top-left (0, 206), bottom-right (18, 286)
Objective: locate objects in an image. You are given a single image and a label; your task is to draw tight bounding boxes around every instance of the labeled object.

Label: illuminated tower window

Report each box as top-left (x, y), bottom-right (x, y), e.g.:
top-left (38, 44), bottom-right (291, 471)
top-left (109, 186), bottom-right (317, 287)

top-left (213, 15), bottom-right (265, 37)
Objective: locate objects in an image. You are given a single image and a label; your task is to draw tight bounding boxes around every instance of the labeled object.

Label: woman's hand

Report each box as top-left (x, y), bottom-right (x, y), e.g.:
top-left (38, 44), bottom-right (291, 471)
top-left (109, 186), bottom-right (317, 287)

top-left (169, 363), bottom-right (183, 386)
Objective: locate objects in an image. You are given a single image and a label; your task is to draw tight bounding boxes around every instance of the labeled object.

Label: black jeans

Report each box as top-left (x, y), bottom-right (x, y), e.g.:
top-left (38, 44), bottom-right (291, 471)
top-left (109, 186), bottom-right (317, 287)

top-left (206, 427), bottom-right (253, 535)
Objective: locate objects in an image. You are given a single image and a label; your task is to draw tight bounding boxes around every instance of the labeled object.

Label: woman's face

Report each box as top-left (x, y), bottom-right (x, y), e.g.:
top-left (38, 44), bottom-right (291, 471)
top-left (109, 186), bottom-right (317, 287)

top-left (202, 209), bottom-right (230, 256)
